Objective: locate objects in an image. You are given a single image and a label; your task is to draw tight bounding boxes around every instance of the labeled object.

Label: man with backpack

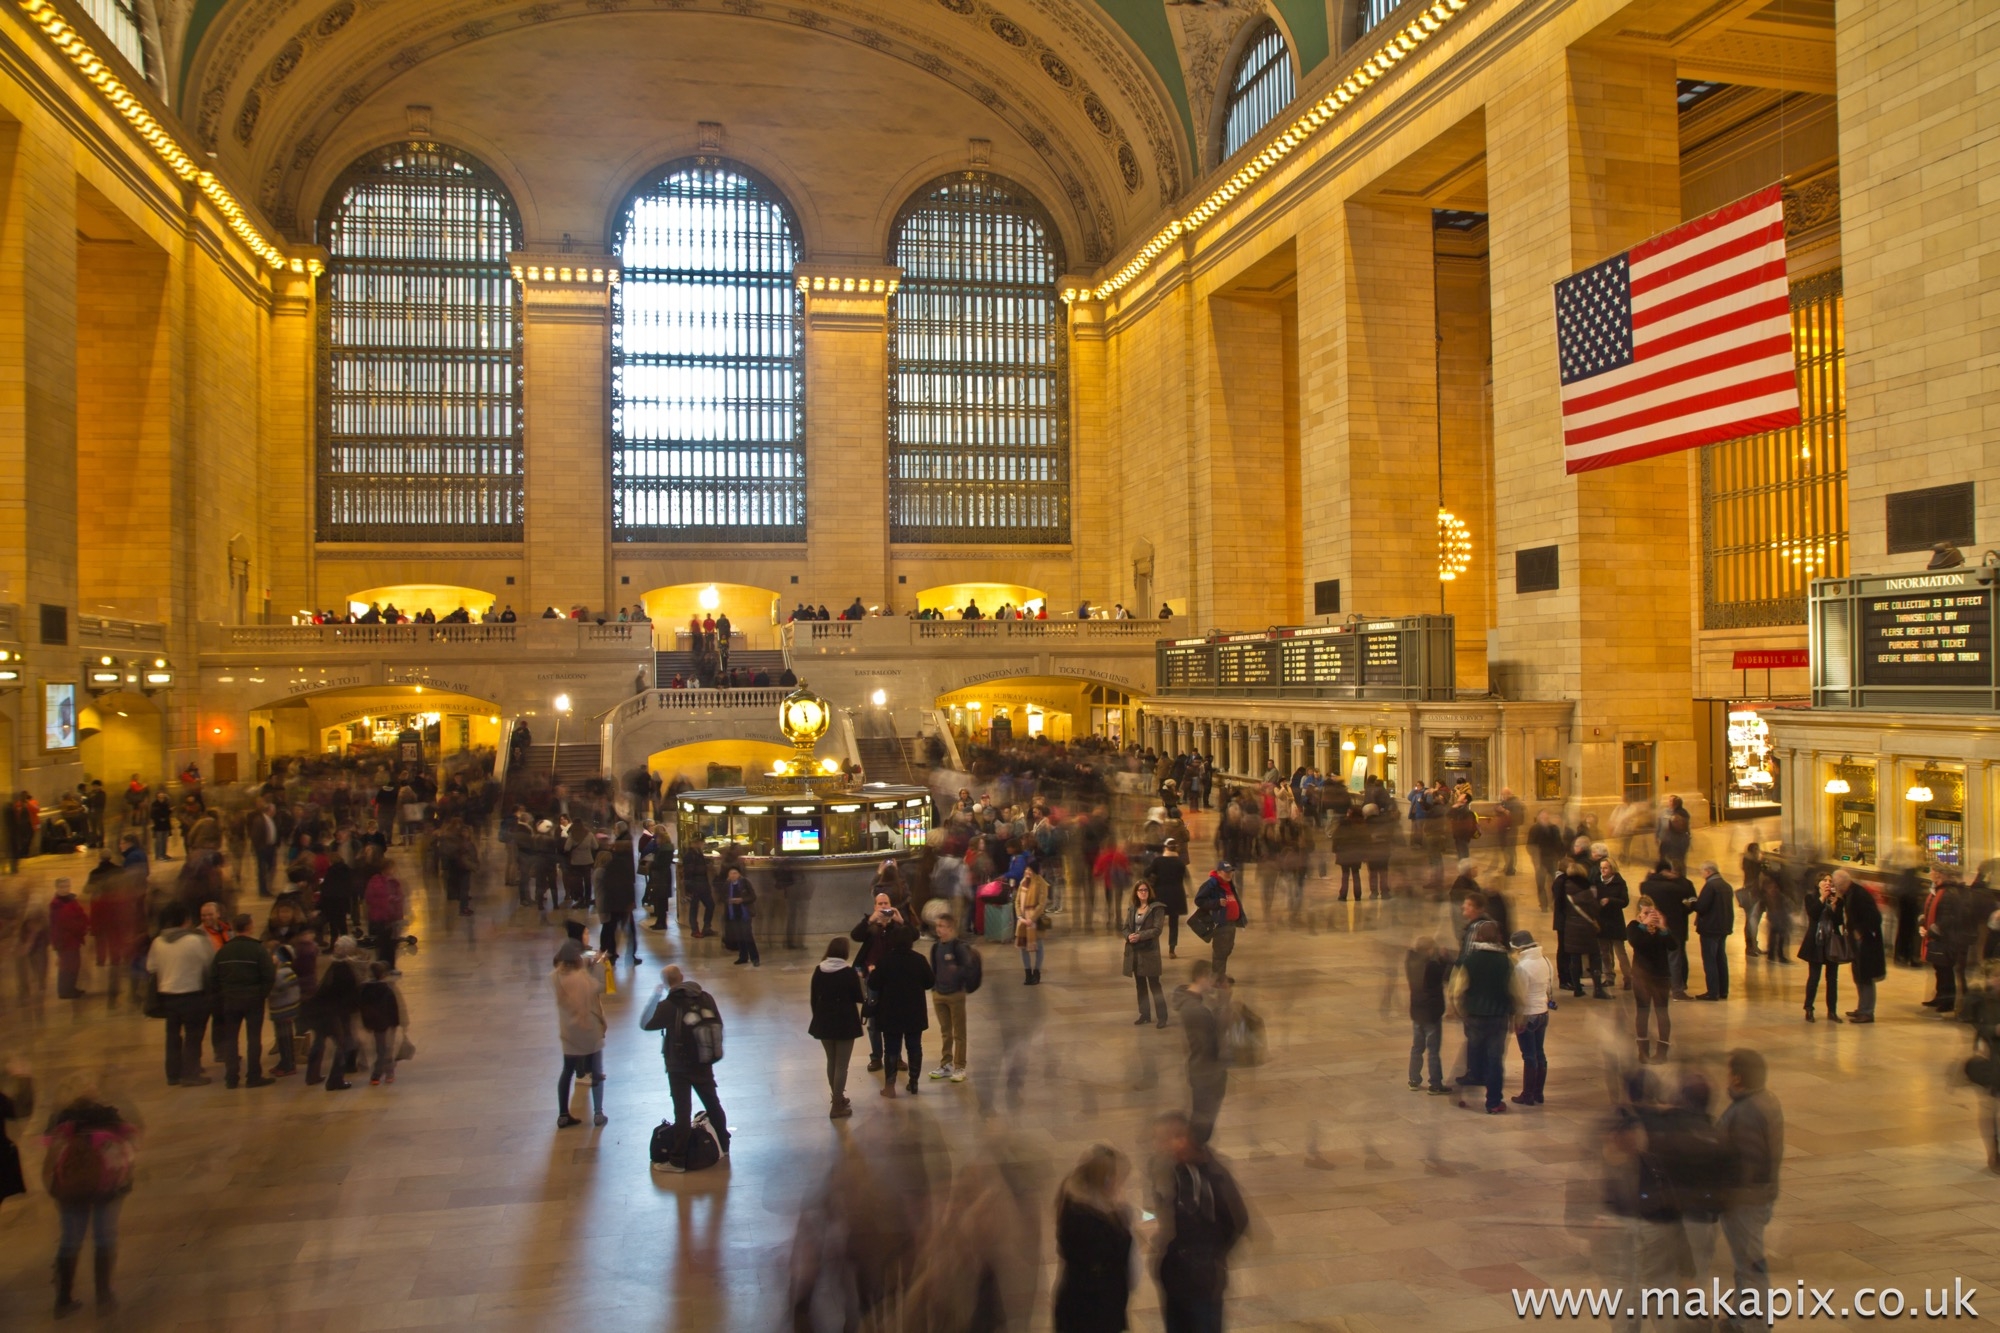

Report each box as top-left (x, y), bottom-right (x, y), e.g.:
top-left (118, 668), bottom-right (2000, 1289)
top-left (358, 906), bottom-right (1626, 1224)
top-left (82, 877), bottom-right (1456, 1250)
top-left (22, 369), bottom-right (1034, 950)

top-left (650, 965), bottom-right (729, 1161)
top-left (928, 914), bottom-right (979, 1083)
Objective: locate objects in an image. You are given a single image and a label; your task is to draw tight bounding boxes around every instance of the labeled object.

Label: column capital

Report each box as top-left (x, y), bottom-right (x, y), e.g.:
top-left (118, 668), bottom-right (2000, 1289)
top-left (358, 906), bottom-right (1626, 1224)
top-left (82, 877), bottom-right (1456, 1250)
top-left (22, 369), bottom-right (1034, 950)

top-left (512, 252), bottom-right (616, 319)
top-left (796, 264), bottom-right (900, 331)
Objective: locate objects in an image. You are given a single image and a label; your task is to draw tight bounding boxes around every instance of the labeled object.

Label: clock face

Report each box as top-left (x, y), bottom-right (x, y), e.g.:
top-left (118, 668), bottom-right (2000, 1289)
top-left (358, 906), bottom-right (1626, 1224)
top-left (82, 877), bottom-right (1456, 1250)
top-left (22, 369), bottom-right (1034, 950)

top-left (782, 696), bottom-right (827, 741)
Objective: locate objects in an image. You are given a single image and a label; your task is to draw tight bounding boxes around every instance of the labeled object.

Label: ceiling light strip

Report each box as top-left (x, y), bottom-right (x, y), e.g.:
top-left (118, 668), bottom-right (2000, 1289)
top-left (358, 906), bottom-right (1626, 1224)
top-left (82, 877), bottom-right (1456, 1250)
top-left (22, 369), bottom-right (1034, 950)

top-left (1064, 0), bottom-right (1472, 305)
top-left (17, 0), bottom-right (292, 271)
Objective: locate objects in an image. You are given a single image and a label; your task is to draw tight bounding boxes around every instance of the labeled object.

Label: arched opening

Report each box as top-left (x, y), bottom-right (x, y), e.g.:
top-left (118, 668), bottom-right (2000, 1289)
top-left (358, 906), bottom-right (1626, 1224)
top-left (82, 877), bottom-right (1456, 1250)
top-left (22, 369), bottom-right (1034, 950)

top-left (640, 582), bottom-right (782, 650)
top-left (647, 739), bottom-right (797, 792)
top-left (935, 675), bottom-right (1142, 748)
top-left (345, 584), bottom-right (499, 621)
top-left (249, 685), bottom-right (505, 777)
top-left (913, 582), bottom-right (1048, 617)
top-left (77, 692), bottom-right (165, 791)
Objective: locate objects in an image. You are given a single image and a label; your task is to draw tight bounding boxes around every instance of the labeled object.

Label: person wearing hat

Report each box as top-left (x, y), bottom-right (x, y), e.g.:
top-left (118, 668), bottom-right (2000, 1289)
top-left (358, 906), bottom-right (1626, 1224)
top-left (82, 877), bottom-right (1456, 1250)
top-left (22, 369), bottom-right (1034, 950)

top-left (1194, 863), bottom-right (1245, 979)
top-left (48, 879), bottom-right (90, 1000)
top-left (1510, 929), bottom-right (1554, 1106)
top-left (1147, 839), bottom-right (1190, 959)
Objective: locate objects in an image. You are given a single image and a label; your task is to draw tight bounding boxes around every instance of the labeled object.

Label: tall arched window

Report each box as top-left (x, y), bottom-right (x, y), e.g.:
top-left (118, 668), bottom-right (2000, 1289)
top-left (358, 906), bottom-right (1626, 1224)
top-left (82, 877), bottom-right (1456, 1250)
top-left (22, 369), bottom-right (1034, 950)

top-left (317, 143), bottom-right (523, 542)
top-left (1221, 20), bottom-right (1294, 159)
top-left (81, 0), bottom-right (148, 77)
top-left (1353, 0), bottom-right (1400, 41)
top-left (889, 173), bottom-right (1068, 545)
top-left (612, 161), bottom-right (804, 542)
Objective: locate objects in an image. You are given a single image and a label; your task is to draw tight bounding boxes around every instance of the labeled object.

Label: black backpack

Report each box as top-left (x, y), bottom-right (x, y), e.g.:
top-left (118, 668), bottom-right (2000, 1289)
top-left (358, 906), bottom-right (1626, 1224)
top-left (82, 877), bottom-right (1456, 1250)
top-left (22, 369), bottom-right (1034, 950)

top-left (673, 987), bottom-right (725, 1066)
top-left (650, 1112), bottom-right (723, 1173)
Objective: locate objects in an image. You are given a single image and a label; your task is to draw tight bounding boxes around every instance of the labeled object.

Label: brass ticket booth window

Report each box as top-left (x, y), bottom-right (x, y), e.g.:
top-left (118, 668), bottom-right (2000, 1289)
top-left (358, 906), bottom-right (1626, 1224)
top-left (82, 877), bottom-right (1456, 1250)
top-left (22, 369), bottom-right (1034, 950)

top-left (1827, 764), bottom-right (1876, 866)
top-left (1430, 736), bottom-right (1489, 801)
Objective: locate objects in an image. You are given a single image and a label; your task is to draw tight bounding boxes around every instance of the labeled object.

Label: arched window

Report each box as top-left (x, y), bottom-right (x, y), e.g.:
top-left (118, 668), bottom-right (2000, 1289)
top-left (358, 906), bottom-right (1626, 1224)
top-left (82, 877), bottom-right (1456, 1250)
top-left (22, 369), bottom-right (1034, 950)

top-left (612, 161), bottom-right (804, 542)
top-left (317, 143), bottom-right (523, 542)
top-left (81, 0), bottom-right (148, 77)
top-left (889, 173), bottom-right (1068, 545)
top-left (1353, 0), bottom-right (1400, 41)
top-left (1221, 20), bottom-right (1295, 159)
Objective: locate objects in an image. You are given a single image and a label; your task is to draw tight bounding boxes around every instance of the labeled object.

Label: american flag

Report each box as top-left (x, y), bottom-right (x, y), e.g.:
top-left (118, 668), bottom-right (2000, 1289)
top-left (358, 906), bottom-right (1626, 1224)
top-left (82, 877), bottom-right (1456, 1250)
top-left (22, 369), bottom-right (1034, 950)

top-left (1555, 184), bottom-right (1800, 475)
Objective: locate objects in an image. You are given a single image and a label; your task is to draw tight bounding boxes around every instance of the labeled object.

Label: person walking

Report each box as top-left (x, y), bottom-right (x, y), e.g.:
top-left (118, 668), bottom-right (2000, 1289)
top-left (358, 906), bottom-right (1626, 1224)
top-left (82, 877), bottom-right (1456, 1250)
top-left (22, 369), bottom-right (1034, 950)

top-left (1015, 859), bottom-right (1049, 984)
top-left (1332, 805), bottom-right (1367, 902)
top-left (303, 942), bottom-right (362, 1090)
top-left (210, 913), bottom-right (277, 1089)
top-left (1922, 867), bottom-right (1966, 1012)
top-left (145, 903), bottom-right (215, 1086)
top-left (1835, 868), bottom-right (1886, 1023)
top-left (1406, 936), bottom-right (1449, 1095)
top-left (1510, 929), bottom-right (1553, 1106)
top-left (598, 828), bottom-right (641, 963)
top-left (1053, 1144), bottom-right (1135, 1333)
top-left (1173, 961), bottom-right (1229, 1144)
top-left (1194, 863), bottom-right (1244, 980)
top-left (1692, 862), bottom-right (1735, 1001)
top-left (649, 965), bottom-right (729, 1153)
top-left (874, 929), bottom-right (934, 1097)
top-left (265, 939), bottom-right (301, 1077)
top-left (1147, 1110), bottom-right (1249, 1333)
top-left (1626, 897), bottom-right (1675, 1063)
top-left (929, 913), bottom-right (978, 1082)
top-left (1716, 1049), bottom-right (1784, 1311)
top-left (43, 1089), bottom-right (136, 1317)
top-left (1800, 871), bottom-right (1847, 1023)
top-left (1124, 882), bottom-right (1169, 1028)
top-left (362, 857), bottom-right (407, 972)
top-left (358, 961), bottom-right (406, 1085)
top-left (809, 937), bottom-right (866, 1117)
top-left (681, 844), bottom-right (716, 938)
top-left (722, 866), bottom-right (760, 967)
top-left (49, 879), bottom-right (89, 1000)
top-left (552, 939), bottom-right (608, 1127)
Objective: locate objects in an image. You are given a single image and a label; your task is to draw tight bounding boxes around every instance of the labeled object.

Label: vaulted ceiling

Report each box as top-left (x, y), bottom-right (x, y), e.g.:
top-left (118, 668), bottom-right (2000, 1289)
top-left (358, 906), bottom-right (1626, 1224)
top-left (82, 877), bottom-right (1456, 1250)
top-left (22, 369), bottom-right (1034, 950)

top-left (155, 0), bottom-right (1308, 262)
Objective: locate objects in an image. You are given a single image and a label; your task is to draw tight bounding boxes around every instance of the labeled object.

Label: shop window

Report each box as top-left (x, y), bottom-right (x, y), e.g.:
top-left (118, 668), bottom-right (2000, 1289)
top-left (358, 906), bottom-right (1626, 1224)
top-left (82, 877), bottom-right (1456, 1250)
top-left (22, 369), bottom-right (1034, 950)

top-left (1699, 271), bottom-right (1848, 628)
top-left (1722, 709), bottom-right (1780, 817)
top-left (1909, 767), bottom-right (1965, 868)
top-left (1430, 736), bottom-right (1489, 801)
top-left (1828, 762), bottom-right (1875, 865)
top-left (1622, 742), bottom-right (1655, 805)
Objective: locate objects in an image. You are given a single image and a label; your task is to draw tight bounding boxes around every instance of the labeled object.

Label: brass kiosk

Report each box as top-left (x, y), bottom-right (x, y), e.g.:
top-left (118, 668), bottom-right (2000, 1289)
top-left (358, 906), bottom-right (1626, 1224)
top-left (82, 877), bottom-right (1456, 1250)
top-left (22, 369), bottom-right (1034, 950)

top-left (675, 685), bottom-right (936, 934)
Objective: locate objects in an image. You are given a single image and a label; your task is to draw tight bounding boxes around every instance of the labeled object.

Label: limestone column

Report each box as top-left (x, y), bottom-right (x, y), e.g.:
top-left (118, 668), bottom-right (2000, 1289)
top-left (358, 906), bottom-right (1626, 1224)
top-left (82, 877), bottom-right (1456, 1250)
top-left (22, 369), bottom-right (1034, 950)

top-left (0, 119), bottom-right (80, 794)
top-left (1296, 201), bottom-right (1439, 620)
top-left (263, 256), bottom-right (319, 616)
top-left (518, 259), bottom-right (613, 618)
top-left (1291, 725), bottom-right (1306, 776)
top-left (1067, 289), bottom-right (1112, 608)
top-left (800, 268), bottom-right (896, 612)
top-left (1487, 46), bottom-right (1690, 812)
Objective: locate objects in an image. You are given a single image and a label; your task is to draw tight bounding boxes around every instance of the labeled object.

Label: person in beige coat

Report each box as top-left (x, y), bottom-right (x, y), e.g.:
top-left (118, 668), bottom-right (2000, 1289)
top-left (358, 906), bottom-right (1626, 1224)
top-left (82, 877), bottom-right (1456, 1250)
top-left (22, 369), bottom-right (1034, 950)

top-left (1015, 863), bottom-right (1050, 985)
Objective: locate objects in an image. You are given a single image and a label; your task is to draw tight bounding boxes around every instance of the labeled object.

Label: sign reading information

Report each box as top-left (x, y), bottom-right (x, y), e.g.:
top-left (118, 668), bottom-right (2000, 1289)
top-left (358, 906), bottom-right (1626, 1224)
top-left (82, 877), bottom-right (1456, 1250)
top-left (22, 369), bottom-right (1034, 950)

top-left (1860, 587), bottom-right (1992, 686)
top-left (1812, 571), bottom-right (2000, 710)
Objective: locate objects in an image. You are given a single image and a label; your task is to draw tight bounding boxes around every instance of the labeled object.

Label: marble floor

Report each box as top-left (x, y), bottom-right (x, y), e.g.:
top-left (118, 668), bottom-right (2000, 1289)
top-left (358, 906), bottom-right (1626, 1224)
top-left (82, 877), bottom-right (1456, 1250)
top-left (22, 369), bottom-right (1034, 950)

top-left (2, 826), bottom-right (1997, 1332)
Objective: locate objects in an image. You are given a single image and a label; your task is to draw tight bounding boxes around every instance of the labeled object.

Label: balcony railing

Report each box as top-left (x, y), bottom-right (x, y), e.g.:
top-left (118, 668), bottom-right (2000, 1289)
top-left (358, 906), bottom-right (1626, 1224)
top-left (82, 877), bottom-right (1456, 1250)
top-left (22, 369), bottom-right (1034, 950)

top-left (199, 620), bottom-right (652, 654)
top-left (783, 616), bottom-right (1167, 652)
top-left (612, 686), bottom-right (791, 724)
top-left (78, 615), bottom-right (168, 649)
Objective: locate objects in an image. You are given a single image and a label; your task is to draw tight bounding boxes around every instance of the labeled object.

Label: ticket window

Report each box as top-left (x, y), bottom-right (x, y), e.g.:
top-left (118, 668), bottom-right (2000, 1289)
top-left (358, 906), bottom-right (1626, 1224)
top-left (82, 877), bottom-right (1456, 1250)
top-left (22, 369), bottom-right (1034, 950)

top-left (1429, 737), bottom-right (1490, 801)
top-left (1827, 763), bottom-right (1876, 865)
top-left (1911, 769), bottom-right (1965, 869)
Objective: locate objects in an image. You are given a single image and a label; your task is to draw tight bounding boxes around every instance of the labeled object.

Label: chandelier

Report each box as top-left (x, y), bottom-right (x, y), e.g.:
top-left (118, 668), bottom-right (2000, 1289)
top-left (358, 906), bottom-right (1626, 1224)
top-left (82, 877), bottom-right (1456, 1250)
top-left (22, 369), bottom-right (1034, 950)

top-left (1437, 508), bottom-right (1472, 582)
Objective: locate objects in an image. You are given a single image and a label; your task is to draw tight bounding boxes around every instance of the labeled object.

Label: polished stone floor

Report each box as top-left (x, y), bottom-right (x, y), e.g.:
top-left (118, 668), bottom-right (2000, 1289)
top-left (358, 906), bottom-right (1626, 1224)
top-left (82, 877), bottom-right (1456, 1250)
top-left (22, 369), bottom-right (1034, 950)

top-left (2, 821), bottom-right (1997, 1332)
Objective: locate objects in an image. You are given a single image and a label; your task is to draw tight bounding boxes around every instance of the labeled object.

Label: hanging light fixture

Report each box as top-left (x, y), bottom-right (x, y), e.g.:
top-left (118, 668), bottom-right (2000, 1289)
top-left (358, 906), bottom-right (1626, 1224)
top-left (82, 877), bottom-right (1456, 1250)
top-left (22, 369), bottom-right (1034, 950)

top-left (1437, 507), bottom-right (1472, 582)
top-left (1372, 738), bottom-right (1388, 755)
top-left (1823, 754), bottom-right (1851, 796)
top-left (1906, 780), bottom-right (1934, 804)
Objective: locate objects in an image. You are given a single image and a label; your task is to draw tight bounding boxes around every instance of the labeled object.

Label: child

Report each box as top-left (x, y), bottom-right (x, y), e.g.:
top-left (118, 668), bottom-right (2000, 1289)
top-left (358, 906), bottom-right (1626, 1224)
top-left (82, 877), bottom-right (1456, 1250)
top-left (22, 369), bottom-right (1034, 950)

top-left (357, 961), bottom-right (406, 1085)
top-left (266, 941), bottom-right (301, 1077)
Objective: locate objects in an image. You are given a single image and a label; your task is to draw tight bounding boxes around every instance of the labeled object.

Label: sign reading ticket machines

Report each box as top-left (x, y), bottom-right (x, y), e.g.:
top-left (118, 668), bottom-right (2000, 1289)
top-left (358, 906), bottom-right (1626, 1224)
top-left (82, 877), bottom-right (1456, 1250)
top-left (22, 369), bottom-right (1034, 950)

top-left (1811, 571), bottom-right (1998, 710)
